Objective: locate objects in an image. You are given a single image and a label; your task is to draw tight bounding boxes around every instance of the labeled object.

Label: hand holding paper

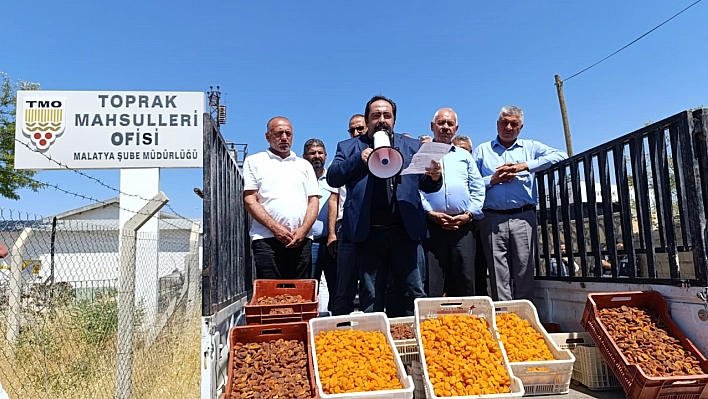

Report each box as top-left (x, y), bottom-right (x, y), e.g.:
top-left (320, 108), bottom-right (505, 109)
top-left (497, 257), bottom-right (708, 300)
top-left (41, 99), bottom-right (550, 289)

top-left (401, 142), bottom-right (451, 175)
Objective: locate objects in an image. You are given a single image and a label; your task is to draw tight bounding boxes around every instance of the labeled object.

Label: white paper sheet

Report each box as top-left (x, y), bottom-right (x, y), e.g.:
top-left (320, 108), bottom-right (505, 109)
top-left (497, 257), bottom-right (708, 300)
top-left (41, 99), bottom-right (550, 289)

top-left (400, 142), bottom-right (452, 175)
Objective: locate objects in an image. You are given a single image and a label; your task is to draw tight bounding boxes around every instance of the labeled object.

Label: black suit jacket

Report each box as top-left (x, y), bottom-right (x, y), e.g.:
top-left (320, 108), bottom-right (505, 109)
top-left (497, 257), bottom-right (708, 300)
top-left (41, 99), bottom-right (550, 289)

top-left (327, 133), bottom-right (442, 243)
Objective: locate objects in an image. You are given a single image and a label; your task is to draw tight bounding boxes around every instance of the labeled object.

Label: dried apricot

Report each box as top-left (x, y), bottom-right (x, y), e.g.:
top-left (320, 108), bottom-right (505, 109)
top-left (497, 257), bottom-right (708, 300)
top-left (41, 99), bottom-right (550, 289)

top-left (420, 314), bottom-right (512, 397)
top-left (496, 313), bottom-right (554, 362)
top-left (314, 329), bottom-right (402, 394)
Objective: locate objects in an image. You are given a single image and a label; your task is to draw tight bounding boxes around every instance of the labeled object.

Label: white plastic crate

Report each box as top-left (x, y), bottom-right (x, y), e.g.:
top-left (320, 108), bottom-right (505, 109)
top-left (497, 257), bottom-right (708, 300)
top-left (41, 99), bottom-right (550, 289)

top-left (494, 300), bottom-right (575, 396)
top-left (390, 316), bottom-right (419, 365)
top-left (309, 313), bottom-right (414, 399)
top-left (408, 361), bottom-right (426, 399)
top-left (549, 332), bottom-right (621, 391)
top-left (414, 297), bottom-right (524, 399)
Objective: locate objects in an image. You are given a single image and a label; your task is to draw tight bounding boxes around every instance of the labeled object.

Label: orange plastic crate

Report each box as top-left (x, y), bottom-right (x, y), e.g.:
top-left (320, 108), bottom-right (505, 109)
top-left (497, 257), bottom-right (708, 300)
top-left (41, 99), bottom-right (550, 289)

top-left (245, 279), bottom-right (319, 325)
top-left (224, 322), bottom-right (317, 399)
top-left (581, 291), bottom-right (708, 399)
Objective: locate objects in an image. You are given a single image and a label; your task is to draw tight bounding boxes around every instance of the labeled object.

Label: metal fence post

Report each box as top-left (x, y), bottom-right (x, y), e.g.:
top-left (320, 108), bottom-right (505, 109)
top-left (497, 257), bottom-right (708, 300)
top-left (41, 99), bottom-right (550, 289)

top-left (115, 192), bottom-right (168, 399)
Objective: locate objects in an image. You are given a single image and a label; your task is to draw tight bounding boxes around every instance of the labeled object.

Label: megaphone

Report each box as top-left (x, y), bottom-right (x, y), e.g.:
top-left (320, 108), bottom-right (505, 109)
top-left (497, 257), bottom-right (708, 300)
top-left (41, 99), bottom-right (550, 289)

top-left (367, 129), bottom-right (404, 179)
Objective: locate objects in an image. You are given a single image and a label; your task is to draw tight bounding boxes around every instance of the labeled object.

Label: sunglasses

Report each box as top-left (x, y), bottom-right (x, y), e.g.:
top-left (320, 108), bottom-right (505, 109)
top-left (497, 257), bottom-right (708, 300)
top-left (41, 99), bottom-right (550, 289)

top-left (348, 126), bottom-right (365, 134)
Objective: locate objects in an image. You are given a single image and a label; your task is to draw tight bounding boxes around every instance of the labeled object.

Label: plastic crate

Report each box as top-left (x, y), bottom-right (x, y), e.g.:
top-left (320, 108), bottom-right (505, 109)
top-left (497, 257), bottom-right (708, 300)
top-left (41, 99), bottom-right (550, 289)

top-left (414, 297), bottom-right (524, 398)
top-left (549, 332), bottom-right (621, 391)
top-left (581, 291), bottom-right (708, 399)
top-left (309, 312), bottom-right (414, 399)
top-left (245, 279), bottom-right (319, 325)
top-left (409, 360), bottom-right (426, 399)
top-left (224, 322), bottom-right (317, 399)
top-left (390, 316), bottom-right (419, 365)
top-left (494, 300), bottom-right (575, 396)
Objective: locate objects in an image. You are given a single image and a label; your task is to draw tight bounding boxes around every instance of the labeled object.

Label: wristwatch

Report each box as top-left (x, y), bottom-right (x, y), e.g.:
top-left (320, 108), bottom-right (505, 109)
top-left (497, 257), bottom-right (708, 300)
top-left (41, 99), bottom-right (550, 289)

top-left (464, 211), bottom-right (473, 222)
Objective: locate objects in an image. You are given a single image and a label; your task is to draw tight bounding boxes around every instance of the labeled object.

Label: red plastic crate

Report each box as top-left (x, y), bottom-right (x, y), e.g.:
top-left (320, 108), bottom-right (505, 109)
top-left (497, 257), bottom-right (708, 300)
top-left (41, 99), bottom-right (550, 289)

top-left (245, 279), bottom-right (319, 325)
top-left (224, 322), bottom-right (317, 399)
top-left (580, 291), bottom-right (708, 399)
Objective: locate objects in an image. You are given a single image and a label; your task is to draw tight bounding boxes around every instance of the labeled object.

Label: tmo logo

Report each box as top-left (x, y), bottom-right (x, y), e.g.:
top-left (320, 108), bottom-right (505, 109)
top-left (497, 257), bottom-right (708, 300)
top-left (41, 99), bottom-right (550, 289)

top-left (22, 98), bottom-right (67, 151)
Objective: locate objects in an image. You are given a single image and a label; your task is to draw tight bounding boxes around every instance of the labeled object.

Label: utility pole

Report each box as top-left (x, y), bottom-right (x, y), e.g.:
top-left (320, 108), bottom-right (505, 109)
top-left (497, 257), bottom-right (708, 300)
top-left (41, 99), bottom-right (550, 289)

top-left (554, 74), bottom-right (573, 156)
top-left (207, 86), bottom-right (226, 127)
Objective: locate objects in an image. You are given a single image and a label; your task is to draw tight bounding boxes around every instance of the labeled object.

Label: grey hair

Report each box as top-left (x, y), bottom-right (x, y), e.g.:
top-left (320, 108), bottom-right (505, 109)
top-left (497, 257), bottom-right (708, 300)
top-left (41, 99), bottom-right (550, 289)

top-left (418, 135), bottom-right (433, 142)
top-left (432, 108), bottom-right (459, 125)
top-left (498, 105), bottom-right (524, 124)
top-left (452, 134), bottom-right (472, 146)
top-left (303, 138), bottom-right (326, 155)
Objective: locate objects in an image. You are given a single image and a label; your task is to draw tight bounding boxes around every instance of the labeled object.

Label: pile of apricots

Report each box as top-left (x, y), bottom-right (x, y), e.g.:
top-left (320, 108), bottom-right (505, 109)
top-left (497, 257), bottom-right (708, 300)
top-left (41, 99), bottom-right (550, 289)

top-left (314, 329), bottom-right (402, 394)
top-left (420, 314), bottom-right (512, 397)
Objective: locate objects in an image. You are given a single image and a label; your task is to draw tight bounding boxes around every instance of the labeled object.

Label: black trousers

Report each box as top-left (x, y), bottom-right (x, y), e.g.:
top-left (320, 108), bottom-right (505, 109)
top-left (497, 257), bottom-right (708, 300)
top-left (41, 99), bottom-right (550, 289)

top-left (424, 221), bottom-right (476, 297)
top-left (473, 220), bottom-right (489, 296)
top-left (252, 237), bottom-right (312, 279)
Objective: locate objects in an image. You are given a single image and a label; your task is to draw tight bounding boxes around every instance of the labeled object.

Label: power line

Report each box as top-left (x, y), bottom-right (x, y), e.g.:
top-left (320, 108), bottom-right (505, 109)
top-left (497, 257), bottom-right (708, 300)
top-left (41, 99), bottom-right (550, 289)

top-left (15, 138), bottom-right (198, 222)
top-left (564, 0), bottom-right (703, 82)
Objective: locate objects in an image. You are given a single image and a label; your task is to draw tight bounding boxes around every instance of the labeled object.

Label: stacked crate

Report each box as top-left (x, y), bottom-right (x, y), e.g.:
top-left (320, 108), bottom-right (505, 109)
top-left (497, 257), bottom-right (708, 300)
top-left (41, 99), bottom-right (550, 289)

top-left (245, 279), bottom-right (319, 325)
top-left (225, 279), bottom-right (320, 399)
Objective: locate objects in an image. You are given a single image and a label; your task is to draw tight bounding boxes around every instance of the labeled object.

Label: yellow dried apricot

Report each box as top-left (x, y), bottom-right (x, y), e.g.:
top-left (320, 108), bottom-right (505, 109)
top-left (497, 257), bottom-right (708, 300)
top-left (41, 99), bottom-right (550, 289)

top-left (314, 329), bottom-right (402, 394)
top-left (420, 314), bottom-right (512, 397)
top-left (496, 313), bottom-right (554, 362)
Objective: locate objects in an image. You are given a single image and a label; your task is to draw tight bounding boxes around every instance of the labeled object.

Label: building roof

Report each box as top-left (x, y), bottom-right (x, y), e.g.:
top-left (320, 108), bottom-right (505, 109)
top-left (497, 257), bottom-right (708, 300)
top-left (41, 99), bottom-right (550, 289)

top-left (0, 197), bottom-right (200, 232)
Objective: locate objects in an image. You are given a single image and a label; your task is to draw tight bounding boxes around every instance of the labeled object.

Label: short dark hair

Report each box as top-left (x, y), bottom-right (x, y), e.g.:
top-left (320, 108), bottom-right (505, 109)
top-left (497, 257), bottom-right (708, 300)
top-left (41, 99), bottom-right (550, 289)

top-left (364, 95), bottom-right (396, 123)
top-left (349, 114), bottom-right (365, 123)
top-left (303, 138), bottom-right (326, 155)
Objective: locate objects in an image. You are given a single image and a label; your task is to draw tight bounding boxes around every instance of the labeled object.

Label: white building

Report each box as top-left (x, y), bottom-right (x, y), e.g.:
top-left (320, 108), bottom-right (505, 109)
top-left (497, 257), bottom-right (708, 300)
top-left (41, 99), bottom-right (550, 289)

top-left (0, 197), bottom-right (200, 301)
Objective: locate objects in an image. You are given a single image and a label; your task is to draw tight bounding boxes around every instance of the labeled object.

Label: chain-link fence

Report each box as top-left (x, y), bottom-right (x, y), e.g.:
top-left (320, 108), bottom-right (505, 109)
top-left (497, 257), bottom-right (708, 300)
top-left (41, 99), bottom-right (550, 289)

top-left (0, 207), bottom-right (202, 398)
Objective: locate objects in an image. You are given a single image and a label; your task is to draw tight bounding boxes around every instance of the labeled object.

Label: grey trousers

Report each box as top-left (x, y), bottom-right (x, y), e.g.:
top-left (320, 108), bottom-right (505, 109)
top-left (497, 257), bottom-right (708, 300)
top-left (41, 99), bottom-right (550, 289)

top-left (479, 209), bottom-right (537, 301)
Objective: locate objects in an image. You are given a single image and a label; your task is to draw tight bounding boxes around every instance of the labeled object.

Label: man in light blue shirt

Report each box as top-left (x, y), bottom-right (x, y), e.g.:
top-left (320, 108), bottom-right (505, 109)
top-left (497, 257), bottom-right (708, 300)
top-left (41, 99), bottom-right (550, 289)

top-left (473, 106), bottom-right (567, 301)
top-left (421, 108), bottom-right (485, 297)
top-left (303, 138), bottom-right (337, 313)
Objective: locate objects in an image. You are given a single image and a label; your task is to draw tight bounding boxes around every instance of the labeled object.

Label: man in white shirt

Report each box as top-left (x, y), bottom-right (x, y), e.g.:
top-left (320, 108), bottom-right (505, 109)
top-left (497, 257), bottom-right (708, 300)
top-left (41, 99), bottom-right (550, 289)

top-left (243, 116), bottom-right (320, 279)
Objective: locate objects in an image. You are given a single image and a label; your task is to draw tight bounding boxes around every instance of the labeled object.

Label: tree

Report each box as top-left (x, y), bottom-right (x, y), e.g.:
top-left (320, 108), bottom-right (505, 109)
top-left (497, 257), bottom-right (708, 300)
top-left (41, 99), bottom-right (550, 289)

top-left (0, 72), bottom-right (44, 200)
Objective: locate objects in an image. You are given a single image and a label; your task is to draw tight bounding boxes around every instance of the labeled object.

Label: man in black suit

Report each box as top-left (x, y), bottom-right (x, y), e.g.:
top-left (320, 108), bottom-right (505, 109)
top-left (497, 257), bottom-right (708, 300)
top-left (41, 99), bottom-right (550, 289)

top-left (327, 95), bottom-right (442, 316)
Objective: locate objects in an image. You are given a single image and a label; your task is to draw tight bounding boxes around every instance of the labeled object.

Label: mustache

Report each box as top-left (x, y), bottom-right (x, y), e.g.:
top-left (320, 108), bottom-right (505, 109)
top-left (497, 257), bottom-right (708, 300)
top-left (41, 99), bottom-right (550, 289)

top-left (374, 122), bottom-right (391, 132)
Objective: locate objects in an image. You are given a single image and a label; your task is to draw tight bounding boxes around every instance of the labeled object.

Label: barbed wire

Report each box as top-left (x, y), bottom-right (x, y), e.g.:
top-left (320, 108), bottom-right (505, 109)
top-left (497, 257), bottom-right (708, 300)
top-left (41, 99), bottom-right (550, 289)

top-left (27, 177), bottom-right (187, 230)
top-left (14, 137), bottom-right (199, 222)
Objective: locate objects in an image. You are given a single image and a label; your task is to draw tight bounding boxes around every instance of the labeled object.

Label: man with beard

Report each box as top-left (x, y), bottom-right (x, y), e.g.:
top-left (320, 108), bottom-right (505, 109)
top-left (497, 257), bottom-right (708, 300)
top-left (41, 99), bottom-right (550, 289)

top-left (327, 114), bottom-right (367, 314)
top-left (303, 138), bottom-right (337, 313)
top-left (327, 95), bottom-right (442, 317)
top-left (243, 116), bottom-right (320, 279)
top-left (420, 109), bottom-right (485, 297)
top-left (473, 106), bottom-right (567, 300)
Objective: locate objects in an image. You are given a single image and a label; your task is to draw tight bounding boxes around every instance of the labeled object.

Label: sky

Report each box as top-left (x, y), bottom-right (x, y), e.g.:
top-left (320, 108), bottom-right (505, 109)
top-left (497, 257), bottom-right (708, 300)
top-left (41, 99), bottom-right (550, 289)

top-left (1, 0), bottom-right (707, 222)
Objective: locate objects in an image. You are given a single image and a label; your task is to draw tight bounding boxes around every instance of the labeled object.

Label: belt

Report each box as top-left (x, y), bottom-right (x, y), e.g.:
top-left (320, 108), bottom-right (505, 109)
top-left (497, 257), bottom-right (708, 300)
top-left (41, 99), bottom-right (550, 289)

top-left (483, 204), bottom-right (536, 215)
top-left (371, 223), bottom-right (400, 229)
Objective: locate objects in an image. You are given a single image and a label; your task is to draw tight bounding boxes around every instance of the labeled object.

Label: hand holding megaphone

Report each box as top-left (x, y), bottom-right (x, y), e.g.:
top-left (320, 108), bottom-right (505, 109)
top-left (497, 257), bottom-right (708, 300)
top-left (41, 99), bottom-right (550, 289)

top-left (361, 148), bottom-right (373, 163)
top-left (367, 127), bottom-right (404, 179)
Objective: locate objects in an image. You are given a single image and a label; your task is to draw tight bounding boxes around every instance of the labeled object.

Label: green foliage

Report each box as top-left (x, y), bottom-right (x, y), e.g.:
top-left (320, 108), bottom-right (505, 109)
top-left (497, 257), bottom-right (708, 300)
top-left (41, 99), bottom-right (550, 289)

top-left (71, 289), bottom-right (119, 346)
top-left (0, 71), bottom-right (44, 200)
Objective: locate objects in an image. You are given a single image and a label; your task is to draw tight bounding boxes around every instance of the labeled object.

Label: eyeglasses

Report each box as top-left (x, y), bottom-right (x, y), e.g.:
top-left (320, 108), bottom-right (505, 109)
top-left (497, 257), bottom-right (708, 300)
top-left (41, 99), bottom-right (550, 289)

top-left (348, 126), bottom-right (365, 134)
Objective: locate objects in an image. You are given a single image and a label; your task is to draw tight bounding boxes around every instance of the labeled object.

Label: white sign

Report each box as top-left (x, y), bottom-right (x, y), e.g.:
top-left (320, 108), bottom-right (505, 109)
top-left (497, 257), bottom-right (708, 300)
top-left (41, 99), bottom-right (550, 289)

top-left (14, 91), bottom-right (205, 169)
